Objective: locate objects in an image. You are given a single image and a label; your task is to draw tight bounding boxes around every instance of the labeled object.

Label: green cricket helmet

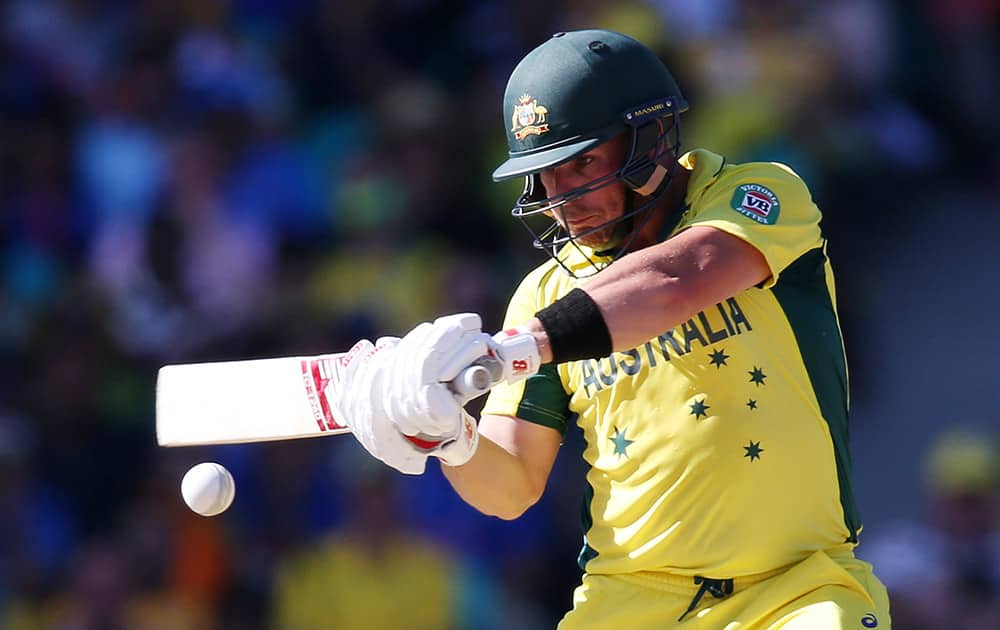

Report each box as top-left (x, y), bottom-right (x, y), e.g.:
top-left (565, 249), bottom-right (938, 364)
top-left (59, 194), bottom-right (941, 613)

top-left (493, 30), bottom-right (688, 276)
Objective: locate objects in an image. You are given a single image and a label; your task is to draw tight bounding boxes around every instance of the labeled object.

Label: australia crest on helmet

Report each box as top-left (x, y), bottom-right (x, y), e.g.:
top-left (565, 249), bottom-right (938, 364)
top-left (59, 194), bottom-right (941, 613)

top-left (511, 94), bottom-right (550, 141)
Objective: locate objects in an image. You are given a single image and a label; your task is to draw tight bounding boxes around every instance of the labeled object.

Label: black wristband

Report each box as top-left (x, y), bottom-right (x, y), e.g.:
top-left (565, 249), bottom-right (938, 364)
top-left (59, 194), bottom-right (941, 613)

top-left (534, 288), bottom-right (613, 364)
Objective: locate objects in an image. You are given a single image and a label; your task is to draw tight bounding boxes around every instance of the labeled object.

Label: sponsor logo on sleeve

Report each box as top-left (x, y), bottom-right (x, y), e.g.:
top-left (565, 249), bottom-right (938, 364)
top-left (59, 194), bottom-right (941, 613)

top-left (730, 183), bottom-right (780, 225)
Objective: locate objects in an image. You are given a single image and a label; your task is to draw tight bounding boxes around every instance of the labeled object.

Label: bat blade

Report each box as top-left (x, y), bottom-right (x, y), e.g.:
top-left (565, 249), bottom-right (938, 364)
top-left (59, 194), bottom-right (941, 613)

top-left (156, 354), bottom-right (349, 447)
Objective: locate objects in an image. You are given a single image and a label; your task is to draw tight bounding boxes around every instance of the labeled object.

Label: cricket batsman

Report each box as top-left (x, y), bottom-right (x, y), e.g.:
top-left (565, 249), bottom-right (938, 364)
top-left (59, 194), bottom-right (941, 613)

top-left (330, 29), bottom-right (892, 628)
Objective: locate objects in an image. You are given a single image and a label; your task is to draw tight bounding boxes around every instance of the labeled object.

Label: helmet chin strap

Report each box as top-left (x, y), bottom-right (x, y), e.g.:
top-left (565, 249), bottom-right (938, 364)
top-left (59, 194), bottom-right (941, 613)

top-left (631, 164), bottom-right (669, 197)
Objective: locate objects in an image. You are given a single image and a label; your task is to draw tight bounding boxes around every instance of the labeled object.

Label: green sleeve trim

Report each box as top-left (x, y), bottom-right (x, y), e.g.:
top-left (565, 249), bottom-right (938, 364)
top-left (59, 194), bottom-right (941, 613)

top-left (515, 363), bottom-right (570, 436)
top-left (515, 401), bottom-right (568, 433)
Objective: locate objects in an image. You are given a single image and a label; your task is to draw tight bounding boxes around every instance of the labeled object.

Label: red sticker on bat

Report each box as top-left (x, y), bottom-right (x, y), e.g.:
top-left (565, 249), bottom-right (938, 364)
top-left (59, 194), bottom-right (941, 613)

top-left (301, 357), bottom-right (342, 431)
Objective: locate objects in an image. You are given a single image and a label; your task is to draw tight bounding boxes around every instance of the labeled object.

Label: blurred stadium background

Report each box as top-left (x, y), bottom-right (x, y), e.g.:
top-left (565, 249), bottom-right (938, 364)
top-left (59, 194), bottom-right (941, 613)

top-left (0, 0), bottom-right (997, 628)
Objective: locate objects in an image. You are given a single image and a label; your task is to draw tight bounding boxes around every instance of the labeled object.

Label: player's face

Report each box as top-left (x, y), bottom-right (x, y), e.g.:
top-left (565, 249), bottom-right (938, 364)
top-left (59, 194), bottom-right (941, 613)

top-left (539, 136), bottom-right (629, 248)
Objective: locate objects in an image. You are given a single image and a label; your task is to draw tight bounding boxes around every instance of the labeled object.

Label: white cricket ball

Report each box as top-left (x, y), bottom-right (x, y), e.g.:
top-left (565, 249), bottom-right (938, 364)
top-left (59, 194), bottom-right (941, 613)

top-left (180, 462), bottom-right (235, 517)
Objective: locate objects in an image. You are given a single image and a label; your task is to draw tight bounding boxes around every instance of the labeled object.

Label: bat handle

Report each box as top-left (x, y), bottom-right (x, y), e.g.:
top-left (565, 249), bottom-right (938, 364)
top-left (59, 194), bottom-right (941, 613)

top-left (449, 357), bottom-right (503, 403)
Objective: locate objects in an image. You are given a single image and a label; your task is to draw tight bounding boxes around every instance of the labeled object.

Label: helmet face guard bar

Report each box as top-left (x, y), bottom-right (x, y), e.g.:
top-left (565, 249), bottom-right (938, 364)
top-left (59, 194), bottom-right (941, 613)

top-left (511, 98), bottom-right (684, 278)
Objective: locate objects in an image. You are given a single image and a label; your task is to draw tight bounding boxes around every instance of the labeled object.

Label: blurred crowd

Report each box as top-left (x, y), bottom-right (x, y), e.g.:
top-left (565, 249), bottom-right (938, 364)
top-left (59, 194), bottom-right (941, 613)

top-left (0, 0), bottom-right (997, 628)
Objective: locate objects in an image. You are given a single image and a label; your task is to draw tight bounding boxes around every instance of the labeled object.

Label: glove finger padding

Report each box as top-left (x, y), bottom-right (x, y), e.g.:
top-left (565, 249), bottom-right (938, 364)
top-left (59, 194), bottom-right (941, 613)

top-left (422, 314), bottom-right (491, 383)
top-left (383, 322), bottom-right (433, 419)
top-left (386, 314), bottom-right (485, 438)
top-left (374, 336), bottom-right (401, 350)
top-left (390, 383), bottom-right (457, 437)
top-left (398, 315), bottom-right (476, 383)
top-left (330, 338), bottom-right (430, 475)
top-left (412, 382), bottom-right (464, 437)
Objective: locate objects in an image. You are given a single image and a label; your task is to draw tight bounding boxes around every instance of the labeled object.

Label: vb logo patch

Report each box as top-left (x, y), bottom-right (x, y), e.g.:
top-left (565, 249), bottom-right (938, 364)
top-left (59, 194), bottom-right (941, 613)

top-left (860, 613), bottom-right (878, 628)
top-left (730, 183), bottom-right (780, 225)
top-left (512, 94), bottom-right (550, 141)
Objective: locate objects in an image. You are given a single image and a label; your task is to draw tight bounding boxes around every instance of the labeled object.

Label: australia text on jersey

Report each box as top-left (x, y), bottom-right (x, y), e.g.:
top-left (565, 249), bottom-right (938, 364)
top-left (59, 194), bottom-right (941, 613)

top-left (580, 296), bottom-right (752, 396)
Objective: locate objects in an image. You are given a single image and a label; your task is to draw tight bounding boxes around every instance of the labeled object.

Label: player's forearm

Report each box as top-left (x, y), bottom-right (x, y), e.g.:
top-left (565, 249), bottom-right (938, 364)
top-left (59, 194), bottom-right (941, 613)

top-left (519, 270), bottom-right (690, 362)
top-left (580, 252), bottom-right (698, 352)
top-left (524, 227), bottom-right (771, 361)
top-left (439, 434), bottom-right (546, 520)
top-left (518, 261), bottom-right (693, 363)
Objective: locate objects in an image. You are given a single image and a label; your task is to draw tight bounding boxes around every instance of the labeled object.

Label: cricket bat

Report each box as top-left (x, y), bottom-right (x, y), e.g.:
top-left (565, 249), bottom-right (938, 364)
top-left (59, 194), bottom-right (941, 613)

top-left (156, 353), bottom-right (496, 447)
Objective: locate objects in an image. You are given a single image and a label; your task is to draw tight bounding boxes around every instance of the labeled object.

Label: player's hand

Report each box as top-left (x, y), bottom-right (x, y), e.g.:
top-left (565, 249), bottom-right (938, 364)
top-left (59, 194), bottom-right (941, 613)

top-left (335, 313), bottom-right (542, 469)
top-left (378, 314), bottom-right (490, 467)
top-left (329, 338), bottom-right (431, 475)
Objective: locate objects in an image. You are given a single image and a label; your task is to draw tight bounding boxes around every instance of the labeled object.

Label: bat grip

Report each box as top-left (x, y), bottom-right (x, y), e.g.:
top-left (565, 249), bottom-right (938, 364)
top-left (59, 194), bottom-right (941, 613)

top-left (448, 357), bottom-right (503, 403)
top-left (450, 365), bottom-right (491, 399)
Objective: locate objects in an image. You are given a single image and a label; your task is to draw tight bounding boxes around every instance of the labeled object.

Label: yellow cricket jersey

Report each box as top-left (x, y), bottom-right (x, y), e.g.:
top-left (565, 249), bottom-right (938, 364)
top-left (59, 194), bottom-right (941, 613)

top-left (482, 149), bottom-right (860, 579)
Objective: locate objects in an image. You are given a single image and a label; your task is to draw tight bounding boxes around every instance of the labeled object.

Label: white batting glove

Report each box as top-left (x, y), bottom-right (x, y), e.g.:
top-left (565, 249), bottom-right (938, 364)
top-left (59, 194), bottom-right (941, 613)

top-left (424, 324), bottom-right (542, 467)
top-left (328, 338), bottom-right (431, 475)
top-left (338, 314), bottom-right (543, 470)
top-left (488, 328), bottom-right (542, 383)
top-left (404, 409), bottom-right (481, 468)
top-left (379, 314), bottom-right (493, 467)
